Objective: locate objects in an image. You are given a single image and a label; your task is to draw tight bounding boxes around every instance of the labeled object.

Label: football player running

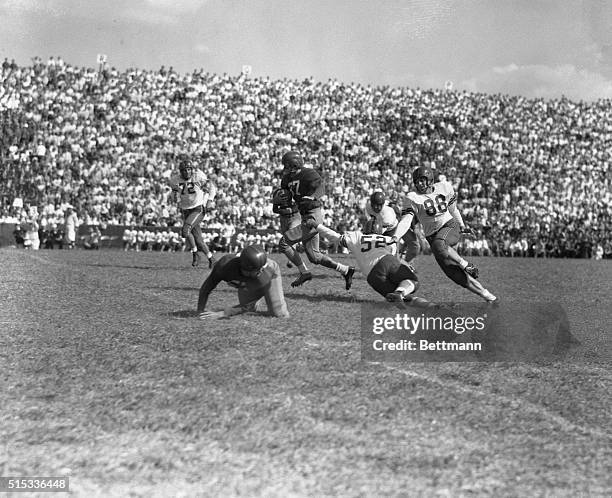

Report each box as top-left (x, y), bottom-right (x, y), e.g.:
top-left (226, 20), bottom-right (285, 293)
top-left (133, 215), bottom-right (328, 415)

top-left (305, 218), bottom-right (436, 307)
top-left (271, 181), bottom-right (312, 286)
top-left (366, 191), bottom-right (420, 266)
top-left (169, 156), bottom-right (216, 268)
top-left (197, 244), bottom-right (289, 319)
top-left (275, 151), bottom-right (355, 290)
top-left (393, 166), bottom-right (497, 303)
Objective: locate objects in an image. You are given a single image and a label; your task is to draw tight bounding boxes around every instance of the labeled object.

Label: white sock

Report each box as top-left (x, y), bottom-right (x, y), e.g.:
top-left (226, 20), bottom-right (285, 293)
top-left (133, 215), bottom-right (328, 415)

top-left (396, 280), bottom-right (415, 296)
top-left (458, 258), bottom-right (468, 269)
top-left (335, 263), bottom-right (349, 275)
top-left (191, 248), bottom-right (198, 253)
top-left (482, 289), bottom-right (496, 302)
top-left (206, 252), bottom-right (213, 259)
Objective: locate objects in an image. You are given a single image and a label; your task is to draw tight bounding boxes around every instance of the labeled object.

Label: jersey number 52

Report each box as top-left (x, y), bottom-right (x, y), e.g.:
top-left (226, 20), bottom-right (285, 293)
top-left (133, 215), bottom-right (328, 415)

top-left (360, 234), bottom-right (387, 252)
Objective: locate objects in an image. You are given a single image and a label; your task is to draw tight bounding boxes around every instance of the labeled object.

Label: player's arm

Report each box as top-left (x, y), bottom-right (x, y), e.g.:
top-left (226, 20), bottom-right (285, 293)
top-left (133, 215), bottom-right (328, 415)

top-left (447, 189), bottom-right (473, 235)
top-left (272, 188), bottom-right (295, 216)
top-left (393, 205), bottom-right (415, 242)
top-left (197, 266), bottom-right (224, 312)
top-left (297, 170), bottom-right (323, 211)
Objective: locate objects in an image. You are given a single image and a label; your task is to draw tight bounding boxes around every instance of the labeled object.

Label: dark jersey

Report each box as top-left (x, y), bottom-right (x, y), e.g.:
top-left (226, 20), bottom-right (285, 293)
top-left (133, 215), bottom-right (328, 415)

top-left (198, 254), bottom-right (275, 310)
top-left (282, 168), bottom-right (325, 214)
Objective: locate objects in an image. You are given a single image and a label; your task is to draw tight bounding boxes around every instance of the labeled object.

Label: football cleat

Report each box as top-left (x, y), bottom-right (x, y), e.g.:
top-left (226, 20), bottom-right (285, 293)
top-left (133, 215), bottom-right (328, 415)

top-left (344, 266), bottom-right (356, 291)
top-left (464, 263), bottom-right (479, 279)
top-left (291, 271), bottom-right (313, 287)
top-left (385, 290), bottom-right (406, 302)
top-left (192, 252), bottom-right (201, 267)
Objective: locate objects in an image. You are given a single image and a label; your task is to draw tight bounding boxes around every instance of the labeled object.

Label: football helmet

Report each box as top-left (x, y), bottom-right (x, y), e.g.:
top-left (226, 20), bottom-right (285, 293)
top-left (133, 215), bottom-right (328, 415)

top-left (281, 151), bottom-right (304, 173)
top-left (239, 244), bottom-right (267, 276)
top-left (412, 166), bottom-right (435, 194)
top-left (179, 157), bottom-right (194, 180)
top-left (370, 191), bottom-right (385, 213)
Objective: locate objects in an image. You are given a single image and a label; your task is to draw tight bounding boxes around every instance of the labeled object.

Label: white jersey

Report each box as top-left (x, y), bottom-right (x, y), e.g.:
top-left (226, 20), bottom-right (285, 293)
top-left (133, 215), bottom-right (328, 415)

top-left (169, 169), bottom-right (211, 210)
top-left (319, 225), bottom-right (394, 277)
top-left (402, 181), bottom-right (456, 237)
top-left (365, 201), bottom-right (398, 234)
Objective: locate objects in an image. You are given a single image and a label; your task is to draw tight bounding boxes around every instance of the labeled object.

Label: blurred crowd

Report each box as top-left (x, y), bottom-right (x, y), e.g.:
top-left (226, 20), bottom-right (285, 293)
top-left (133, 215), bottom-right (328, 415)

top-left (1, 57), bottom-right (611, 258)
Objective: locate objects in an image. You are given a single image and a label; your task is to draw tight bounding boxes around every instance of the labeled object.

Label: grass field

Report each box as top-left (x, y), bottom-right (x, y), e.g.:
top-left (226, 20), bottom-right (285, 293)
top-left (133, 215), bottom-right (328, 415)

top-left (1, 248), bottom-right (611, 497)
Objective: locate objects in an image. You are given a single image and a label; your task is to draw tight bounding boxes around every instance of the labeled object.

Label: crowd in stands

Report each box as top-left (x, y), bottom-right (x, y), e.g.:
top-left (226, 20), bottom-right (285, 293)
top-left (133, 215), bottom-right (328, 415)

top-left (1, 56), bottom-right (611, 259)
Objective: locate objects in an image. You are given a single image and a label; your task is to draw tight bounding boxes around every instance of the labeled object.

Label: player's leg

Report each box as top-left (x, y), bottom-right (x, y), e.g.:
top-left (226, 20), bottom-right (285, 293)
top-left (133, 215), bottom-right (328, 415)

top-left (191, 217), bottom-right (215, 268)
top-left (430, 221), bottom-right (479, 278)
top-left (234, 277), bottom-right (288, 318)
top-left (183, 207), bottom-right (213, 267)
top-left (303, 232), bottom-right (355, 290)
top-left (262, 260), bottom-right (290, 317)
top-left (301, 212), bottom-right (355, 290)
top-left (280, 219), bottom-right (312, 287)
top-left (401, 229), bottom-right (420, 267)
top-left (434, 254), bottom-right (496, 302)
top-left (181, 209), bottom-right (197, 255)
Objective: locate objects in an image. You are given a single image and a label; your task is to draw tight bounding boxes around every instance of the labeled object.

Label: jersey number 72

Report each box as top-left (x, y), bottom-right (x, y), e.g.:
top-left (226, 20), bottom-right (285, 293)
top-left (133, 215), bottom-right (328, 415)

top-left (179, 182), bottom-right (196, 195)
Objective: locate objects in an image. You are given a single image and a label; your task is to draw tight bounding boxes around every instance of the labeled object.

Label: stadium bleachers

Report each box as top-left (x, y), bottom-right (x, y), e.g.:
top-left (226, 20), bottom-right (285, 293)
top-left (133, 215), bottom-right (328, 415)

top-left (1, 57), bottom-right (611, 258)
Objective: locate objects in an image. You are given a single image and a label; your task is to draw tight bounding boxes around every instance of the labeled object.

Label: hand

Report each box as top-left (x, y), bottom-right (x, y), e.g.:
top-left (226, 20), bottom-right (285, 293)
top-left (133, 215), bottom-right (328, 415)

top-left (198, 311), bottom-right (225, 320)
top-left (303, 218), bottom-right (319, 229)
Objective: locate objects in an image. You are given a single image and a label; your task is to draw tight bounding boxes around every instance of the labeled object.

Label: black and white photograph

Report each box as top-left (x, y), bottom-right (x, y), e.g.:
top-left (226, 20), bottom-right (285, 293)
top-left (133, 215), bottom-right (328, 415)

top-left (0, 0), bottom-right (611, 496)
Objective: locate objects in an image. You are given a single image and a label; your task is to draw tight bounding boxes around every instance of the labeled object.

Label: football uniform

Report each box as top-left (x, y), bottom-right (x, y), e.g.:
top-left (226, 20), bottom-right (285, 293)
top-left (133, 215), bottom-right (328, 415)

top-left (365, 201), bottom-right (399, 234)
top-left (198, 254), bottom-right (289, 317)
top-left (170, 167), bottom-right (215, 261)
top-left (169, 168), bottom-right (211, 210)
top-left (401, 181), bottom-right (456, 238)
top-left (283, 167), bottom-right (326, 238)
top-left (272, 184), bottom-right (301, 243)
top-left (366, 200), bottom-right (420, 262)
top-left (317, 226), bottom-right (418, 298)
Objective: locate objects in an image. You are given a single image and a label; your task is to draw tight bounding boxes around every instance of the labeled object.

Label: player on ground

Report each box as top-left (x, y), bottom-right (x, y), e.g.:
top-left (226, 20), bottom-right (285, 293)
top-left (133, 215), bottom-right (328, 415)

top-left (393, 166), bottom-right (497, 303)
top-left (276, 151), bottom-right (355, 290)
top-left (169, 157), bottom-right (215, 268)
top-left (197, 244), bottom-right (289, 319)
top-left (305, 218), bottom-right (436, 307)
top-left (366, 191), bottom-right (420, 266)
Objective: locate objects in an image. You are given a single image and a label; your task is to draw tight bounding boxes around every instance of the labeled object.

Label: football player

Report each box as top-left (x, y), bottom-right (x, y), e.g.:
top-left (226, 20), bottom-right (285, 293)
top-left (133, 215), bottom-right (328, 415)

top-left (197, 244), bottom-right (289, 319)
top-left (393, 166), bottom-right (497, 303)
top-left (169, 156), bottom-right (215, 268)
top-left (271, 183), bottom-right (312, 285)
top-left (275, 151), bottom-right (355, 290)
top-left (366, 191), bottom-right (420, 265)
top-left (305, 218), bottom-right (436, 307)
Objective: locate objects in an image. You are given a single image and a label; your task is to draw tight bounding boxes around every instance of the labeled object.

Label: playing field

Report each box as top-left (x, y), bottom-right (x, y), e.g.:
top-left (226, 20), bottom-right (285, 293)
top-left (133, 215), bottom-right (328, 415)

top-left (1, 248), bottom-right (610, 497)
